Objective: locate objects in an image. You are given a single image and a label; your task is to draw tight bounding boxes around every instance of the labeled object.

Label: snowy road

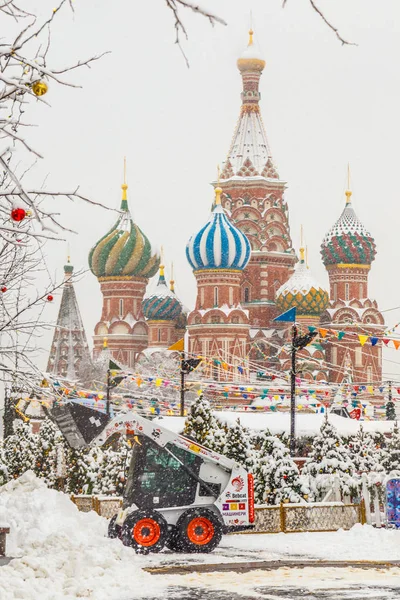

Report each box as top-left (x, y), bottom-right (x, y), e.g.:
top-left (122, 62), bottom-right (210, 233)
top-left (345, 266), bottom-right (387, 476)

top-left (144, 565), bottom-right (400, 599)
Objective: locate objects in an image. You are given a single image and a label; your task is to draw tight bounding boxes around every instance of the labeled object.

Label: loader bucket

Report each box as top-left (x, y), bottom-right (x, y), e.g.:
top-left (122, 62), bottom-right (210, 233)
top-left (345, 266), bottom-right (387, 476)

top-left (51, 402), bottom-right (112, 448)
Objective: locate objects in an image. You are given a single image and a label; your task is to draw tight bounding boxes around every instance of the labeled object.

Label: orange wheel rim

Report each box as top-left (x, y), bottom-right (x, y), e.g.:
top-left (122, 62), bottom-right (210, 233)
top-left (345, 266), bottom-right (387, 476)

top-left (187, 517), bottom-right (214, 545)
top-left (133, 518), bottom-right (161, 547)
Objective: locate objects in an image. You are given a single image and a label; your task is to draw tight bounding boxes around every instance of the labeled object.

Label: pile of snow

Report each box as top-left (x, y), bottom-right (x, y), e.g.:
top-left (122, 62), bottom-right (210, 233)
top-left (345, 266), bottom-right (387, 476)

top-left (0, 471), bottom-right (165, 600)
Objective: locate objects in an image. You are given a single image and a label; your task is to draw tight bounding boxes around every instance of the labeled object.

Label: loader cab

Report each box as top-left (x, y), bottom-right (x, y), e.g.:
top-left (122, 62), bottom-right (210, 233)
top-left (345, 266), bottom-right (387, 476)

top-left (124, 436), bottom-right (203, 510)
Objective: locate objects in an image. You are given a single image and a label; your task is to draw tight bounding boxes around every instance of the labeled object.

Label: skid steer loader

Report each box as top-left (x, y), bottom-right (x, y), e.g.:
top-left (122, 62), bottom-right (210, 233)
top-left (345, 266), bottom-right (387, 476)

top-left (51, 403), bottom-right (254, 554)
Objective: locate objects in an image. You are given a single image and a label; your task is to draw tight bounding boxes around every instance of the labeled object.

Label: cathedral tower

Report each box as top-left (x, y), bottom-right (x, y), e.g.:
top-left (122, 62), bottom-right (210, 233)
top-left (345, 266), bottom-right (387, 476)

top-left (47, 258), bottom-right (91, 380)
top-left (89, 173), bottom-right (160, 367)
top-left (218, 30), bottom-right (296, 327)
top-left (320, 182), bottom-right (384, 384)
top-left (143, 262), bottom-right (183, 349)
top-left (186, 186), bottom-right (251, 379)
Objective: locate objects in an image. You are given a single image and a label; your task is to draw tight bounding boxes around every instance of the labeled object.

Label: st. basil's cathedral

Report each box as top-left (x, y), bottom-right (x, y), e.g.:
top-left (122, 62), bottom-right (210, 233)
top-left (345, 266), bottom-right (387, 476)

top-left (47, 31), bottom-right (384, 391)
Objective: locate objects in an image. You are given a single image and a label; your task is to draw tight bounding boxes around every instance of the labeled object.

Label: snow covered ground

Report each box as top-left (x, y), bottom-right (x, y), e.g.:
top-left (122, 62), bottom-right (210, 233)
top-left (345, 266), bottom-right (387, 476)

top-left (1, 472), bottom-right (400, 599)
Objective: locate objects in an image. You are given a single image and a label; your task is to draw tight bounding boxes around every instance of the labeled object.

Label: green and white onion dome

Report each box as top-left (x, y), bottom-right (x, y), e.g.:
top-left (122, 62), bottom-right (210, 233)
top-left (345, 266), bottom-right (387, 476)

top-left (186, 187), bottom-right (251, 271)
top-left (143, 265), bottom-right (182, 321)
top-left (320, 190), bottom-right (376, 267)
top-left (89, 184), bottom-right (159, 279)
top-left (276, 249), bottom-right (329, 317)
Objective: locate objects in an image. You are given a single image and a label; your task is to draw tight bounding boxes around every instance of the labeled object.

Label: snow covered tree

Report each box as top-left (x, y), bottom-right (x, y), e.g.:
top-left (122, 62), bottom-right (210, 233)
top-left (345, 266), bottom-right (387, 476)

top-left (65, 446), bottom-right (103, 495)
top-left (224, 419), bottom-right (256, 474)
top-left (382, 424), bottom-right (400, 475)
top-left (302, 418), bottom-right (356, 500)
top-left (98, 437), bottom-right (131, 497)
top-left (347, 425), bottom-right (385, 474)
top-left (33, 418), bottom-right (60, 487)
top-left (386, 399), bottom-right (396, 421)
top-left (183, 395), bottom-right (218, 447)
top-left (254, 433), bottom-right (308, 505)
top-left (0, 438), bottom-right (9, 486)
top-left (3, 419), bottom-right (36, 478)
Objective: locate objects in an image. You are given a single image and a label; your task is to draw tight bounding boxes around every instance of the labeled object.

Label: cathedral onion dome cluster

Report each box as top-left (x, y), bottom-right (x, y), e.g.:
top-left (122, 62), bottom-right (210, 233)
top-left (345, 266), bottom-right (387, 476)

top-left (89, 183), bottom-right (159, 279)
top-left (143, 265), bottom-right (182, 321)
top-left (237, 29), bottom-right (266, 72)
top-left (186, 187), bottom-right (251, 271)
top-left (276, 248), bottom-right (329, 317)
top-left (320, 190), bottom-right (376, 267)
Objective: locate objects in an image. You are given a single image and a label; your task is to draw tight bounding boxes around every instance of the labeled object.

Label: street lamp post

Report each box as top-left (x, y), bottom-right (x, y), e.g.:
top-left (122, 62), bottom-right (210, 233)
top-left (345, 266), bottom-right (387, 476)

top-left (289, 327), bottom-right (318, 457)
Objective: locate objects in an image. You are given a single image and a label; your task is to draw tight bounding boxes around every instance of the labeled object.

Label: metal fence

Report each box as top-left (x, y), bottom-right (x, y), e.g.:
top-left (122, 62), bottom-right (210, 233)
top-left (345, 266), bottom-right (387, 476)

top-left (71, 495), bottom-right (122, 517)
top-left (250, 502), bottom-right (364, 534)
top-left (70, 496), bottom-right (364, 534)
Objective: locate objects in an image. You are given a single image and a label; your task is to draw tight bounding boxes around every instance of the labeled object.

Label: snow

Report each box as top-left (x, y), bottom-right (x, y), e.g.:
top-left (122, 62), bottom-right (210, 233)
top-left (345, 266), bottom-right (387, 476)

top-left (155, 413), bottom-right (399, 438)
top-left (224, 524), bottom-right (400, 562)
top-left (2, 472), bottom-right (400, 599)
top-left (0, 471), bottom-right (165, 600)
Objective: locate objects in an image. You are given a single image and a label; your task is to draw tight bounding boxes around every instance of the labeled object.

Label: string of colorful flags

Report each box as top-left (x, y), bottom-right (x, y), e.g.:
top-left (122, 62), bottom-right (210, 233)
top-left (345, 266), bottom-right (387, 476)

top-left (308, 326), bottom-right (400, 348)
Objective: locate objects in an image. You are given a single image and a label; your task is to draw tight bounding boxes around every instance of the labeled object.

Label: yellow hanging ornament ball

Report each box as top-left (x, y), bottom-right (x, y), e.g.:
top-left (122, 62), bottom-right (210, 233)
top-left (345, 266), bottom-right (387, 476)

top-left (32, 80), bottom-right (48, 96)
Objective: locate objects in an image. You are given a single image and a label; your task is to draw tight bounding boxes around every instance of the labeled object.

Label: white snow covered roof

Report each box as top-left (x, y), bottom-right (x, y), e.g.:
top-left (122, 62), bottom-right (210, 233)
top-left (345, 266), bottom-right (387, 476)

top-left (154, 413), bottom-right (398, 438)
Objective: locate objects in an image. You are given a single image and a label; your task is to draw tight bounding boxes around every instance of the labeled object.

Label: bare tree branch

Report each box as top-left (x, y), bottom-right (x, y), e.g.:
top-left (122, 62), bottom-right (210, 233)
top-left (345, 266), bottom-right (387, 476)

top-left (164, 0), bottom-right (227, 67)
top-left (283, 0), bottom-right (357, 47)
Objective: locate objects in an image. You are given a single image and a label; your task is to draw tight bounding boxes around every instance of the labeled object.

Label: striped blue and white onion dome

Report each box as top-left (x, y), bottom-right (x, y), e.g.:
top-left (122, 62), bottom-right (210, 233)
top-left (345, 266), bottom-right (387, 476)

top-left (186, 187), bottom-right (251, 271)
top-left (143, 266), bottom-right (183, 321)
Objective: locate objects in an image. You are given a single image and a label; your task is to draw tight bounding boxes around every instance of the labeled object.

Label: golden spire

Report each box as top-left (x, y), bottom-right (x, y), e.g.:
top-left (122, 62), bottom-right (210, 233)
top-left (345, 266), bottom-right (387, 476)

top-left (159, 246), bottom-right (165, 277)
top-left (299, 225), bottom-right (305, 262)
top-left (121, 156), bottom-right (128, 202)
top-left (345, 163), bottom-right (352, 204)
top-left (215, 164), bottom-right (222, 205)
top-left (170, 262), bottom-right (175, 292)
top-left (248, 28), bottom-right (254, 46)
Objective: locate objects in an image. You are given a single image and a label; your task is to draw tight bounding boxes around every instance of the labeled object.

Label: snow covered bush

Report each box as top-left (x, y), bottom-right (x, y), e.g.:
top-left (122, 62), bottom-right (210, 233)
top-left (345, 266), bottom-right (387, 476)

top-left (302, 418), bottom-right (357, 501)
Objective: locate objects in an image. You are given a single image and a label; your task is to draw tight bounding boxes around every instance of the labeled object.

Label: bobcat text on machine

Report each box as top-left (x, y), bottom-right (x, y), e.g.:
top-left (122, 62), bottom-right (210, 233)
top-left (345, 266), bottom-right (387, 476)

top-left (51, 403), bottom-right (255, 554)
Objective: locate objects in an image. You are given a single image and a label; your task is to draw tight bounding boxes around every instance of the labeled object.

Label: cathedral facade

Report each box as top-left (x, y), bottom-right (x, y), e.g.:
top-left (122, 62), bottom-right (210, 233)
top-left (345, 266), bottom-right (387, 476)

top-left (47, 31), bottom-right (384, 389)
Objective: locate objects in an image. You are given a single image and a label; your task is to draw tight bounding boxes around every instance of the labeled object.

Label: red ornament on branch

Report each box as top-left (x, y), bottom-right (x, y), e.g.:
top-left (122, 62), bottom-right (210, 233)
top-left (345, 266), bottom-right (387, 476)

top-left (47, 295), bottom-right (54, 302)
top-left (1, 286), bottom-right (7, 293)
top-left (11, 207), bottom-right (26, 222)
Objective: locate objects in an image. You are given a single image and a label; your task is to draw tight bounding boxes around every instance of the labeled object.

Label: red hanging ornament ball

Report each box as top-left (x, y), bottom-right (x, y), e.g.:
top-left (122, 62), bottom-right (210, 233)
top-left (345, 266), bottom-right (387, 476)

top-left (1, 286), bottom-right (6, 293)
top-left (11, 207), bottom-right (26, 222)
top-left (47, 294), bottom-right (53, 302)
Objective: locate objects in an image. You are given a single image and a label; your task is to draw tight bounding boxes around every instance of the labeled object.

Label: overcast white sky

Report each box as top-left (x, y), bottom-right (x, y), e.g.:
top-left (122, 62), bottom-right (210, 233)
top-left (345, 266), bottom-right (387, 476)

top-left (19, 0), bottom-right (400, 381)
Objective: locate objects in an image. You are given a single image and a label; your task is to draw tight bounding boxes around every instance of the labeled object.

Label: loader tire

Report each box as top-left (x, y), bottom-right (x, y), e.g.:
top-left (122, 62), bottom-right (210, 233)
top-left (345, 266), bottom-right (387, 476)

top-left (175, 508), bottom-right (223, 553)
top-left (165, 527), bottom-right (186, 552)
top-left (108, 514), bottom-right (122, 540)
top-left (121, 510), bottom-right (167, 554)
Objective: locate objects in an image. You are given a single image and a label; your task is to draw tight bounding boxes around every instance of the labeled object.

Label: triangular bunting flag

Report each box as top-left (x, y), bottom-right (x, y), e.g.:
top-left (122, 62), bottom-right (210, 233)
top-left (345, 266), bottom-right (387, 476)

top-left (358, 335), bottom-right (368, 346)
top-left (273, 307), bottom-right (296, 322)
top-left (318, 328), bottom-right (328, 338)
top-left (168, 338), bottom-right (184, 352)
top-left (383, 338), bottom-right (390, 346)
top-left (308, 326), bottom-right (317, 333)
top-left (393, 340), bottom-right (400, 350)
top-left (370, 337), bottom-right (379, 346)
top-left (338, 331), bottom-right (345, 340)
